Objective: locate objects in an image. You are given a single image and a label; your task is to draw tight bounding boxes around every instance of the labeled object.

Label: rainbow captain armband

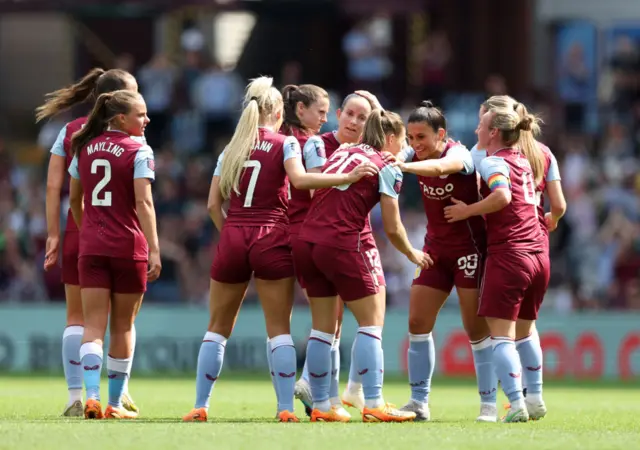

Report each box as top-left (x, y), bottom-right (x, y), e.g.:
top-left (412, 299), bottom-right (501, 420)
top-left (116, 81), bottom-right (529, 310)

top-left (487, 173), bottom-right (510, 191)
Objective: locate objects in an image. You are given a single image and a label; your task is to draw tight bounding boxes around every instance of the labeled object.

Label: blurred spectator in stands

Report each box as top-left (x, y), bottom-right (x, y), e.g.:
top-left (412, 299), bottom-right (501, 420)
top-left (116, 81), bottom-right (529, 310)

top-left (138, 53), bottom-right (178, 149)
top-left (191, 61), bottom-right (243, 153)
top-left (414, 31), bottom-right (452, 106)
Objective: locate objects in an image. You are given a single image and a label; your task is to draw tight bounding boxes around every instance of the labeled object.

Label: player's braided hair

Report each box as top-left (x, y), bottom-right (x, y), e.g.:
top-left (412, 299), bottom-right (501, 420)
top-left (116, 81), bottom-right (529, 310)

top-left (36, 68), bottom-right (136, 123)
top-left (71, 90), bottom-right (141, 156)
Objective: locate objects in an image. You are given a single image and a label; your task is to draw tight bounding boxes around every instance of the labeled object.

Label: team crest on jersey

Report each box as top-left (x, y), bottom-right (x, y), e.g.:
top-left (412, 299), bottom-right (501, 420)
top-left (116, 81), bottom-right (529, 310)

top-left (147, 159), bottom-right (155, 171)
top-left (394, 174), bottom-right (403, 194)
top-left (314, 142), bottom-right (326, 159)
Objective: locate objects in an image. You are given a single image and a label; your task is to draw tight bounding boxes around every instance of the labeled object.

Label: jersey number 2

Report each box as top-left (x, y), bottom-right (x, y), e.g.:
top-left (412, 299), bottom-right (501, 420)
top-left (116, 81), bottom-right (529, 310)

top-left (91, 159), bottom-right (112, 207)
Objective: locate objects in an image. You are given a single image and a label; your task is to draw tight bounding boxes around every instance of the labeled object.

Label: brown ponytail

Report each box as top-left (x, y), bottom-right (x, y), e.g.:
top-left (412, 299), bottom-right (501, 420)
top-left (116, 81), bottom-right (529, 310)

top-left (71, 90), bottom-right (140, 156)
top-left (36, 68), bottom-right (136, 123)
top-left (361, 110), bottom-right (405, 150)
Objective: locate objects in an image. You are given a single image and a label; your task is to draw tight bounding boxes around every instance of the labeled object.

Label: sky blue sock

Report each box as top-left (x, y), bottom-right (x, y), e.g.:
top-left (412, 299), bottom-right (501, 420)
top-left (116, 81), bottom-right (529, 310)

top-left (270, 334), bottom-right (296, 413)
top-left (266, 338), bottom-right (279, 399)
top-left (516, 332), bottom-right (543, 395)
top-left (492, 338), bottom-right (523, 404)
top-left (107, 356), bottom-right (131, 408)
top-left (80, 342), bottom-right (103, 401)
top-left (306, 329), bottom-right (333, 407)
top-left (194, 332), bottom-right (226, 409)
top-left (62, 326), bottom-right (83, 392)
top-left (329, 338), bottom-right (340, 400)
top-left (471, 337), bottom-right (497, 404)
top-left (355, 327), bottom-right (383, 407)
top-left (301, 359), bottom-right (309, 382)
top-left (347, 337), bottom-right (361, 387)
top-left (408, 333), bottom-right (434, 404)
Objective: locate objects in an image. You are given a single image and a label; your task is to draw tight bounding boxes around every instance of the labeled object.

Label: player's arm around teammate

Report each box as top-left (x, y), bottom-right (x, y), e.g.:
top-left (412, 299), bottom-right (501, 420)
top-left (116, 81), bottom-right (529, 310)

top-left (392, 101), bottom-right (494, 422)
top-left (68, 90), bottom-right (159, 420)
top-left (37, 67), bottom-right (141, 417)
top-left (185, 77), bottom-right (374, 424)
top-left (297, 110), bottom-right (430, 423)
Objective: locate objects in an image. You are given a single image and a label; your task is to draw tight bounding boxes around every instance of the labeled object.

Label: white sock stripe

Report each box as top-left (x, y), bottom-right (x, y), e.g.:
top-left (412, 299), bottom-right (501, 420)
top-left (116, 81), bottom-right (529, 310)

top-left (79, 342), bottom-right (103, 361)
top-left (491, 337), bottom-right (514, 349)
top-left (63, 326), bottom-right (84, 339)
top-left (358, 326), bottom-right (382, 340)
top-left (515, 334), bottom-right (533, 347)
top-left (409, 332), bottom-right (432, 342)
top-left (107, 356), bottom-right (132, 374)
top-left (470, 336), bottom-right (492, 351)
top-left (309, 329), bottom-right (334, 345)
top-left (203, 331), bottom-right (227, 346)
top-left (270, 334), bottom-right (294, 350)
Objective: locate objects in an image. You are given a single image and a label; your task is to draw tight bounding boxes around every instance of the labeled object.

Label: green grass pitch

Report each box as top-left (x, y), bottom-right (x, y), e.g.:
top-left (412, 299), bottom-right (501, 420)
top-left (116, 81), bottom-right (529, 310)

top-left (0, 376), bottom-right (638, 450)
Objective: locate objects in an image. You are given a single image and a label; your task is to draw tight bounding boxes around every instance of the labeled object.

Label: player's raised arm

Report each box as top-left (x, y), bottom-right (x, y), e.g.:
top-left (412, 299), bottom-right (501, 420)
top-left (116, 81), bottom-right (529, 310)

top-left (208, 150), bottom-right (226, 231)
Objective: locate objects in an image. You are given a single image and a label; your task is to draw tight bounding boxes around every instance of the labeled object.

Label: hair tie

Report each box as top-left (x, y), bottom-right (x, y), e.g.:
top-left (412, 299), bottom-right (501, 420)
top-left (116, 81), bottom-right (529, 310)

top-left (250, 96), bottom-right (258, 102)
top-left (513, 102), bottom-right (519, 111)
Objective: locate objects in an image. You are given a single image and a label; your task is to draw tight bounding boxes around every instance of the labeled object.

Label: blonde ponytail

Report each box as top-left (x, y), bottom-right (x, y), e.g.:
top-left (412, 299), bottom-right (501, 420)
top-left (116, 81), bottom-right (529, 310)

top-left (516, 113), bottom-right (545, 184)
top-left (219, 76), bottom-right (283, 199)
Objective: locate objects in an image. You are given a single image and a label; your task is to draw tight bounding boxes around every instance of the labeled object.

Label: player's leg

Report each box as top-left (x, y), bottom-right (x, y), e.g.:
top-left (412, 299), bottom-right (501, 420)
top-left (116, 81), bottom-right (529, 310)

top-left (184, 228), bottom-right (252, 422)
top-left (120, 298), bottom-right (141, 413)
top-left (103, 258), bottom-right (146, 419)
top-left (398, 257), bottom-right (452, 421)
top-left (325, 245), bottom-right (414, 423)
top-left (342, 297), bottom-right (366, 412)
top-left (458, 285), bottom-right (497, 422)
top-left (329, 300), bottom-right (343, 407)
top-left (62, 284), bottom-right (84, 416)
top-left (479, 254), bottom-right (530, 423)
top-left (293, 241), bottom-right (348, 422)
top-left (183, 279), bottom-right (248, 422)
top-left (77, 256), bottom-right (111, 420)
top-left (61, 231), bottom-right (84, 416)
top-left (516, 252), bottom-right (550, 420)
top-left (255, 277), bottom-right (299, 422)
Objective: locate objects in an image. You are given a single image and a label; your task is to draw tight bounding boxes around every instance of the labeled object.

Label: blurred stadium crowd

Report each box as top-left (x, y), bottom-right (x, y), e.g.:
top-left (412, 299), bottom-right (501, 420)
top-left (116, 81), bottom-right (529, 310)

top-left (0, 16), bottom-right (639, 311)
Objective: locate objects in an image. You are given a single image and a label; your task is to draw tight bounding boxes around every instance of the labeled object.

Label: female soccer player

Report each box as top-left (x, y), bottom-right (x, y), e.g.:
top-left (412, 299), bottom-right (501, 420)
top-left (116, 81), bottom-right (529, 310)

top-left (392, 101), bottom-right (495, 422)
top-left (37, 68), bottom-right (141, 417)
top-left (295, 109), bottom-right (431, 423)
top-left (444, 106), bottom-right (549, 423)
top-left (475, 96), bottom-right (566, 419)
top-left (68, 90), bottom-right (160, 419)
top-left (182, 77), bottom-right (377, 423)
top-left (294, 92), bottom-right (383, 418)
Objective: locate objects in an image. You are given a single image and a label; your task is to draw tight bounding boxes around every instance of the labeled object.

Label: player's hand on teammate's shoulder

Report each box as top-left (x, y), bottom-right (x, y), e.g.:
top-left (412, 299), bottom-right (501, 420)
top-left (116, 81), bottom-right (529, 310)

top-left (337, 142), bottom-right (356, 150)
top-left (380, 151), bottom-right (397, 165)
top-left (444, 198), bottom-right (469, 223)
top-left (147, 250), bottom-right (162, 282)
top-left (408, 248), bottom-right (433, 268)
top-left (347, 161), bottom-right (379, 182)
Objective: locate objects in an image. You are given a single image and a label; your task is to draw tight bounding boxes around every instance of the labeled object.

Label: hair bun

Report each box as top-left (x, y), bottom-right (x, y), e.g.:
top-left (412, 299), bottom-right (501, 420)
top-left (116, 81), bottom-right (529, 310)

top-left (517, 116), bottom-right (533, 131)
top-left (419, 100), bottom-right (434, 108)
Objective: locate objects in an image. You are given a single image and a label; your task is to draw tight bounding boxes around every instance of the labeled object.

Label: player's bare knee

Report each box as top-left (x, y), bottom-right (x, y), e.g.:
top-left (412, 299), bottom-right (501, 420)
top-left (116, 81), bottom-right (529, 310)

top-left (515, 319), bottom-right (535, 340)
top-left (408, 315), bottom-right (434, 335)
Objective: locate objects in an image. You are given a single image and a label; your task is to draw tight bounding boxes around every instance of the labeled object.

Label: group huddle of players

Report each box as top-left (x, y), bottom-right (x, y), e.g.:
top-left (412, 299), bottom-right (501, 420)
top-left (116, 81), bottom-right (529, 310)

top-left (40, 67), bottom-right (566, 423)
